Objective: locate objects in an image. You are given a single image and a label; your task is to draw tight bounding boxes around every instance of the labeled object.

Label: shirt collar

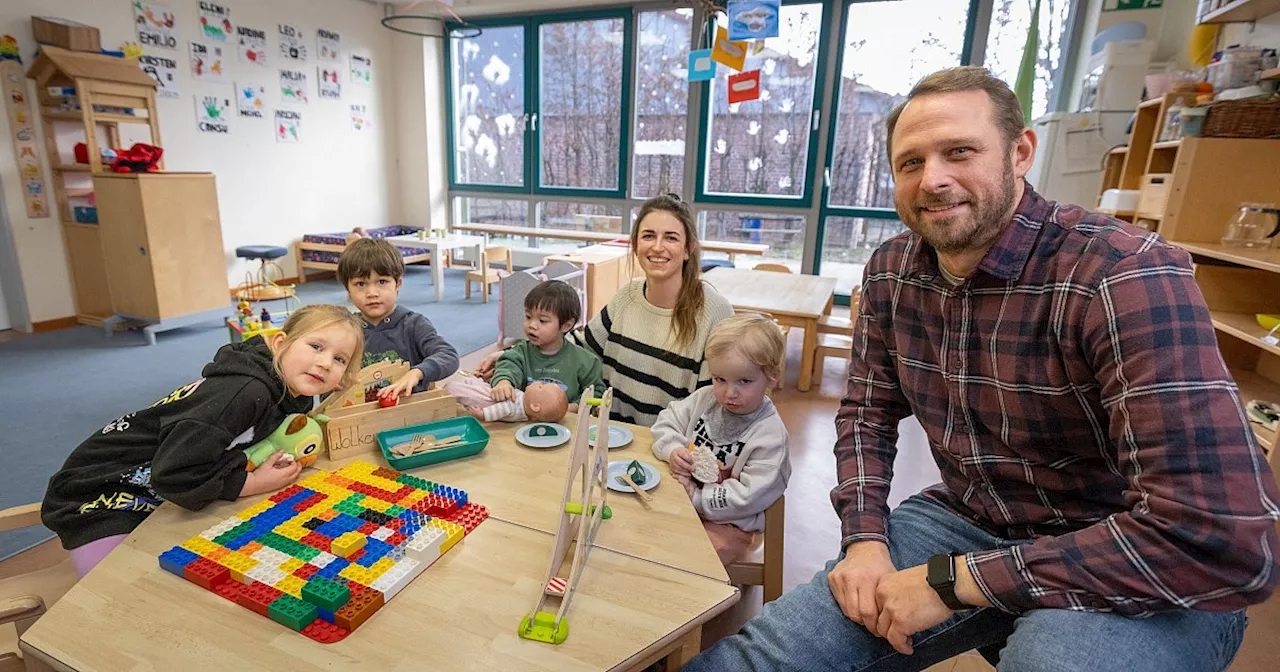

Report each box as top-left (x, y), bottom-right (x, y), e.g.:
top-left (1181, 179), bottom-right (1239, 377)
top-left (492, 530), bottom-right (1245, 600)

top-left (906, 181), bottom-right (1049, 282)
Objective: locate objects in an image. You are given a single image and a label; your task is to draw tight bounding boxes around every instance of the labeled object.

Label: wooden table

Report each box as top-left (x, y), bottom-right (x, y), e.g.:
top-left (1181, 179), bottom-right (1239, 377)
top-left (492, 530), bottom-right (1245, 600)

top-left (19, 419), bottom-right (737, 671)
top-left (704, 268), bottom-right (838, 392)
top-left (387, 233), bottom-right (486, 303)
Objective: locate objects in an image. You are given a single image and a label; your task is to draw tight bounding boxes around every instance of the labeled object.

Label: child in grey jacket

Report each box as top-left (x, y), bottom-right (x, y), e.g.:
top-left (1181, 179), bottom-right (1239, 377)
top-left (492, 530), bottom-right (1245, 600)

top-left (651, 314), bottom-right (791, 565)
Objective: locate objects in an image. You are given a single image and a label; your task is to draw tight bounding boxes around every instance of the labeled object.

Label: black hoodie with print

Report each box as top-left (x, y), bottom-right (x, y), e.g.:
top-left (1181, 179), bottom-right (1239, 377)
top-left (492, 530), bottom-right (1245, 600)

top-left (41, 338), bottom-right (312, 550)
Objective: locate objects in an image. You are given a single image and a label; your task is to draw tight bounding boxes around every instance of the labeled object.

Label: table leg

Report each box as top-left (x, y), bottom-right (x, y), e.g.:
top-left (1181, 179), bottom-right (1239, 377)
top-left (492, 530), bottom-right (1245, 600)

top-left (663, 626), bottom-right (702, 669)
top-left (798, 317), bottom-right (817, 392)
top-left (433, 245), bottom-right (445, 303)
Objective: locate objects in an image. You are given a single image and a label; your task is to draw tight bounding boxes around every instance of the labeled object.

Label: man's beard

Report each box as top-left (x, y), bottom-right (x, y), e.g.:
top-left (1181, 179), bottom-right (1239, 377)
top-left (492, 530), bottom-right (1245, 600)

top-left (898, 158), bottom-right (1016, 254)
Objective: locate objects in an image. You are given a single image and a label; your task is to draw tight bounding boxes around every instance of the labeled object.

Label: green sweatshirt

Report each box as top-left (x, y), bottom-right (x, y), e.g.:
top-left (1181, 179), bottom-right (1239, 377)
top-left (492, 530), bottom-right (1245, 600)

top-left (491, 338), bottom-right (604, 403)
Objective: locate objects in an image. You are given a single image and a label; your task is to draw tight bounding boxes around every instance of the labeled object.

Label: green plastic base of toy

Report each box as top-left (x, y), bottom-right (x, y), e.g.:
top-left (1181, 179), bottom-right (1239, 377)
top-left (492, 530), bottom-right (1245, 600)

top-left (519, 611), bottom-right (570, 644)
top-left (564, 502), bottom-right (612, 519)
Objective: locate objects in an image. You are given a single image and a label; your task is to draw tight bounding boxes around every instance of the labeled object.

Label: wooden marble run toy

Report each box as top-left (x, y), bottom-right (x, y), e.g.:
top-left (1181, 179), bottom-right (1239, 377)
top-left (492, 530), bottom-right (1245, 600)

top-left (519, 386), bottom-right (614, 645)
top-left (157, 461), bottom-right (489, 643)
top-left (314, 360), bottom-right (458, 460)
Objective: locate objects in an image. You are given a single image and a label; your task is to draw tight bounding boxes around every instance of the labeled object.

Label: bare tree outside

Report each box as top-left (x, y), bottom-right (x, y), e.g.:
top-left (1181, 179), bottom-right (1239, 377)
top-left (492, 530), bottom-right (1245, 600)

top-left (451, 26), bottom-right (526, 187)
top-left (633, 9), bottom-right (693, 199)
top-left (984, 0), bottom-right (1072, 121)
top-left (540, 18), bottom-right (626, 191)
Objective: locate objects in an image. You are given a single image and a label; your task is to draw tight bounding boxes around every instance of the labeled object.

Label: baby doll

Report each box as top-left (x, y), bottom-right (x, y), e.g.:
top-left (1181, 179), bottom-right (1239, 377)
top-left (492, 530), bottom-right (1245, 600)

top-left (464, 381), bottom-right (568, 424)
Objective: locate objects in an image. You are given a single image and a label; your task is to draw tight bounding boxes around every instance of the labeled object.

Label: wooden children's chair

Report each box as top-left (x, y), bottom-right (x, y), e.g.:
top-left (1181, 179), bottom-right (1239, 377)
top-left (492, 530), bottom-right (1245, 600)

top-left (734, 308), bottom-right (789, 391)
top-left (465, 246), bottom-right (513, 304)
top-left (753, 262), bottom-right (793, 274)
top-left (818, 287), bottom-right (859, 336)
top-left (812, 333), bottom-right (854, 381)
top-left (0, 503), bottom-right (49, 672)
top-left (726, 495), bottom-right (785, 603)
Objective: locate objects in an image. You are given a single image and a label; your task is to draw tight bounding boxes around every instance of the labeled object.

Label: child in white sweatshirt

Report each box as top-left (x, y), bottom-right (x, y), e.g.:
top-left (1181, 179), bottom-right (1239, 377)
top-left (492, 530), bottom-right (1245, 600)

top-left (651, 313), bottom-right (791, 565)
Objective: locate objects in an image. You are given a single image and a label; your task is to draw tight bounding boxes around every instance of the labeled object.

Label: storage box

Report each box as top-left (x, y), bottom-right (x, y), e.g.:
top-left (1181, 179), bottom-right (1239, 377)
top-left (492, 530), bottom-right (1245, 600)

top-left (1137, 173), bottom-right (1172, 219)
top-left (377, 416), bottom-right (489, 470)
top-left (32, 17), bottom-right (101, 53)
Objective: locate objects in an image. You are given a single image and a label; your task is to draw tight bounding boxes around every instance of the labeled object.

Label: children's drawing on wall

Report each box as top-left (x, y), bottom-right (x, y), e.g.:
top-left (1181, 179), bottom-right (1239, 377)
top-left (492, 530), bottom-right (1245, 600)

top-left (1, 35), bottom-right (50, 219)
top-left (279, 68), bottom-right (308, 104)
top-left (275, 109), bottom-right (301, 143)
top-left (350, 103), bottom-right (369, 131)
top-left (279, 23), bottom-right (307, 62)
top-left (194, 94), bottom-right (230, 134)
top-left (318, 67), bottom-right (341, 100)
top-left (138, 53), bottom-right (179, 98)
top-left (189, 42), bottom-right (224, 81)
top-left (197, 2), bottom-right (232, 42)
top-left (133, 1), bottom-right (178, 50)
top-left (236, 83), bottom-right (266, 118)
top-left (710, 26), bottom-right (746, 72)
top-left (726, 1), bottom-right (780, 41)
top-left (317, 29), bottom-right (341, 62)
top-left (237, 25), bottom-right (267, 65)
top-left (350, 53), bottom-right (372, 85)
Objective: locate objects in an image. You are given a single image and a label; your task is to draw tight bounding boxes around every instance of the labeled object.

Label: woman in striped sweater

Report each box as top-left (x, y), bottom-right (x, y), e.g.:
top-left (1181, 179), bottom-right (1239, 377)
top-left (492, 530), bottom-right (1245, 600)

top-left (476, 194), bottom-right (733, 426)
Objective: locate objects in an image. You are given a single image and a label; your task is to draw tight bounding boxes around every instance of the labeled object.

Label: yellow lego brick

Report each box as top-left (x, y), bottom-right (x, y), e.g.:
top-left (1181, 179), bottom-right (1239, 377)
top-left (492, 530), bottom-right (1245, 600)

top-left (331, 531), bottom-right (367, 559)
top-left (362, 498), bottom-right (390, 513)
top-left (275, 526), bottom-right (307, 542)
top-left (274, 576), bottom-right (305, 599)
top-left (337, 463), bottom-right (375, 480)
top-left (338, 564), bottom-right (375, 587)
top-left (180, 537), bottom-right (217, 556)
top-left (439, 526), bottom-right (464, 554)
top-left (398, 491), bottom-right (427, 507)
top-left (235, 500), bottom-right (273, 520)
top-left (279, 558), bottom-right (304, 574)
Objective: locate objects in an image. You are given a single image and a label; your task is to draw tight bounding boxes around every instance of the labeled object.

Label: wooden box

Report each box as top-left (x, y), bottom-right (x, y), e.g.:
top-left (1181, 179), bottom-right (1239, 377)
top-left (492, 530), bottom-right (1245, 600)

top-left (323, 389), bottom-right (457, 460)
top-left (32, 17), bottom-right (101, 53)
top-left (1136, 173), bottom-right (1172, 219)
top-left (93, 173), bottom-right (228, 321)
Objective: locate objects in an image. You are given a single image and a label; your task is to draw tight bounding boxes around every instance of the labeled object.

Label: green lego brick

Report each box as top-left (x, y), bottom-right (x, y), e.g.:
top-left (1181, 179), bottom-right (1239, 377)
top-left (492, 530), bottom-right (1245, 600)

top-left (268, 594), bottom-right (319, 632)
top-left (212, 532), bottom-right (238, 546)
top-left (294, 544), bottom-right (320, 562)
top-left (386, 505), bottom-right (405, 516)
top-left (301, 577), bottom-right (351, 612)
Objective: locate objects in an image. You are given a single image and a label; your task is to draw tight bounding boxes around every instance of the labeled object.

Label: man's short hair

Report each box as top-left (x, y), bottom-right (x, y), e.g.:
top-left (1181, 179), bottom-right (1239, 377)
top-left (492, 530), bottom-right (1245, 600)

top-left (885, 66), bottom-right (1026, 164)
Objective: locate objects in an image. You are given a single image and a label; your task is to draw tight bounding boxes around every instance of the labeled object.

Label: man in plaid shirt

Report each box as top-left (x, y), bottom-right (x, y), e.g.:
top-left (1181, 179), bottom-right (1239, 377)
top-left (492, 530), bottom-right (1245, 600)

top-left (688, 68), bottom-right (1279, 671)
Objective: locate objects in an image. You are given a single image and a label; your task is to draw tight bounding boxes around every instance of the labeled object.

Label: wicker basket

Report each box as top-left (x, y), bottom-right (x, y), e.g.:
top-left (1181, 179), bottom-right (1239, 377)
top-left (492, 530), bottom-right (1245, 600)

top-left (1200, 97), bottom-right (1280, 139)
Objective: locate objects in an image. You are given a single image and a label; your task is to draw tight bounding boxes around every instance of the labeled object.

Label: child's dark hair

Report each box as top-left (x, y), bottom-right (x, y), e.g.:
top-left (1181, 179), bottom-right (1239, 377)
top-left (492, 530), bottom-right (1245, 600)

top-left (337, 238), bottom-right (405, 286)
top-left (525, 280), bottom-right (581, 327)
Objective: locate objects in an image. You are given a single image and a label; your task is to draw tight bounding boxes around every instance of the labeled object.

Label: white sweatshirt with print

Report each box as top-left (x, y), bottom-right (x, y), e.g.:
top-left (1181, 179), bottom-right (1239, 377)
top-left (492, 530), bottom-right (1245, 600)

top-left (650, 387), bottom-right (790, 532)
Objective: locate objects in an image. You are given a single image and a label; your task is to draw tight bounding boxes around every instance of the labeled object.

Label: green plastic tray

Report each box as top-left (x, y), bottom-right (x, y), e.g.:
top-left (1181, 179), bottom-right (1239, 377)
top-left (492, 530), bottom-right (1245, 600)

top-left (377, 416), bottom-right (489, 469)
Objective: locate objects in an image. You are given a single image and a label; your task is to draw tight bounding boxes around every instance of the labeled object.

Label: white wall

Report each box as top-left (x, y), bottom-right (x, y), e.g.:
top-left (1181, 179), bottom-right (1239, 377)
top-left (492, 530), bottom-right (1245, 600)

top-left (388, 13), bottom-right (448, 234)
top-left (1219, 11), bottom-right (1280, 53)
top-left (0, 0), bottom-right (401, 325)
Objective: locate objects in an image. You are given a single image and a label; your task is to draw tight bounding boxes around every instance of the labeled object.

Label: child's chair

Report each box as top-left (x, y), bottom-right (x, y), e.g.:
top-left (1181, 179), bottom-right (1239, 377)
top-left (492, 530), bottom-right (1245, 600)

top-left (0, 503), bottom-right (49, 672)
top-left (812, 333), bottom-right (854, 381)
top-left (753, 262), bottom-right (793, 274)
top-left (726, 495), bottom-right (785, 603)
top-left (465, 246), bottom-right (513, 304)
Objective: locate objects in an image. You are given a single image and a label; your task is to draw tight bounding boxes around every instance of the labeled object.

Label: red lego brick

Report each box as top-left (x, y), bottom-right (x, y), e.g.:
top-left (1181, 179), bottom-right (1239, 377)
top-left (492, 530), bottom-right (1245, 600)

top-left (183, 558), bottom-right (231, 591)
top-left (411, 500), bottom-right (430, 514)
top-left (371, 467), bottom-right (401, 481)
top-left (346, 549), bottom-right (366, 564)
top-left (236, 582), bottom-right (284, 617)
top-left (357, 522), bottom-right (378, 535)
top-left (268, 484), bottom-right (304, 503)
top-left (333, 589), bottom-right (385, 631)
top-left (301, 619), bottom-right (350, 644)
top-left (293, 564), bottom-right (320, 580)
top-left (385, 518), bottom-right (406, 531)
top-left (390, 485), bottom-right (414, 501)
top-left (367, 487), bottom-right (399, 503)
top-left (386, 532), bottom-right (408, 547)
top-left (347, 583), bottom-right (367, 598)
top-left (301, 533), bottom-right (332, 553)
top-left (445, 503), bottom-right (489, 533)
top-left (212, 580), bottom-right (241, 602)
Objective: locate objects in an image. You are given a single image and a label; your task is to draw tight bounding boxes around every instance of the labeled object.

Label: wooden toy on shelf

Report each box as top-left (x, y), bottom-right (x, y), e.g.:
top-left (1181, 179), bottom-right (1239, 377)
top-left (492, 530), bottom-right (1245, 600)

top-left (519, 387), bottom-right (614, 645)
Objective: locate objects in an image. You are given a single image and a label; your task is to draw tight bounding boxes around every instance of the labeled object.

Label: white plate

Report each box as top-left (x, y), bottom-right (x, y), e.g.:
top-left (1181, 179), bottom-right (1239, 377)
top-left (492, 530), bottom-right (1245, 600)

top-left (589, 424), bottom-right (634, 449)
top-left (515, 423), bottom-right (571, 449)
top-left (607, 460), bottom-right (660, 493)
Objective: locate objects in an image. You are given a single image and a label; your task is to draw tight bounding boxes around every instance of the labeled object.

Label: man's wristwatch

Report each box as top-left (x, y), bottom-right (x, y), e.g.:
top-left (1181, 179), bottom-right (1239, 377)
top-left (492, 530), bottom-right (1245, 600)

top-left (927, 553), bottom-right (969, 611)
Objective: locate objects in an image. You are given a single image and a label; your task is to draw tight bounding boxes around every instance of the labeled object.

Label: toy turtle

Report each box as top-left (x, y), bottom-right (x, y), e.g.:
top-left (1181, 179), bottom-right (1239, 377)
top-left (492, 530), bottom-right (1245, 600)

top-left (243, 413), bottom-right (328, 471)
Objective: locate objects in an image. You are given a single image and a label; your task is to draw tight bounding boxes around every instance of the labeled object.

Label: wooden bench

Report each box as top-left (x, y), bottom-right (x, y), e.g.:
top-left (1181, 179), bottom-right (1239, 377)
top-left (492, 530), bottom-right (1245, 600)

top-left (455, 223), bottom-right (770, 261)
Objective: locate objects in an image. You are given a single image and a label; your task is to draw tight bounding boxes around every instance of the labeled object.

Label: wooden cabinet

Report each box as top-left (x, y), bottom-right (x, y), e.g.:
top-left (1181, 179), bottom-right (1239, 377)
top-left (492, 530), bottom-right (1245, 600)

top-left (93, 173), bottom-right (227, 324)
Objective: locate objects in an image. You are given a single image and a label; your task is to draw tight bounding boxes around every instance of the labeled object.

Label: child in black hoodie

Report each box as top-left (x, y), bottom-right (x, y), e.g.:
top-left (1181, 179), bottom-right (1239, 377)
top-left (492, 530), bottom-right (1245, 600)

top-left (42, 304), bottom-right (364, 577)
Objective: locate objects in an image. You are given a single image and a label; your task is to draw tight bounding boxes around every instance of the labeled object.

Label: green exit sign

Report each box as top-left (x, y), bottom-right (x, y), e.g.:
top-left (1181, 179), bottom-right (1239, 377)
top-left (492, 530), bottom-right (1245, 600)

top-left (1106, 0), bottom-right (1163, 10)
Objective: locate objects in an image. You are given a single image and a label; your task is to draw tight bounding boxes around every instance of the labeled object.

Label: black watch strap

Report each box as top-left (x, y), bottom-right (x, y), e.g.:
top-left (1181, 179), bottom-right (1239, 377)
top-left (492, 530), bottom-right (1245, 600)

top-left (927, 553), bottom-right (968, 611)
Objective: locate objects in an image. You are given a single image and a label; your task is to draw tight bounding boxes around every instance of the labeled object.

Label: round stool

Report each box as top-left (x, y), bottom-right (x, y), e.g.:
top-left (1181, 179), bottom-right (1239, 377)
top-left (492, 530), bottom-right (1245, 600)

top-left (235, 245), bottom-right (294, 301)
top-left (701, 258), bottom-right (735, 273)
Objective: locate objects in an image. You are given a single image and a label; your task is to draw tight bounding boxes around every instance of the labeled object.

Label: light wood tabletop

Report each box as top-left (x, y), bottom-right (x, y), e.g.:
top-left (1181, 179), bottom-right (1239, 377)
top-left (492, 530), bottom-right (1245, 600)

top-left (19, 422), bottom-right (738, 671)
top-left (704, 268), bottom-right (839, 392)
top-left (420, 414), bottom-right (729, 583)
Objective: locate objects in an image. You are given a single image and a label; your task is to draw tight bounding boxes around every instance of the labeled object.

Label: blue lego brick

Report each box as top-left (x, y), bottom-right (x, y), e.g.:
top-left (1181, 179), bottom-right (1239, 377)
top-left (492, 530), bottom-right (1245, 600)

top-left (159, 547), bottom-right (199, 576)
top-left (317, 607), bottom-right (335, 623)
top-left (316, 523), bottom-right (344, 539)
top-left (363, 538), bottom-right (391, 558)
top-left (224, 535), bottom-right (252, 551)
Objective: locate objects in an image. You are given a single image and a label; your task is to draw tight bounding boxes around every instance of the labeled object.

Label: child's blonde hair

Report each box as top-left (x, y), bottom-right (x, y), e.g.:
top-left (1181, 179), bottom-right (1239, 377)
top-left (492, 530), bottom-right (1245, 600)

top-left (272, 305), bottom-right (365, 392)
top-left (705, 313), bottom-right (785, 383)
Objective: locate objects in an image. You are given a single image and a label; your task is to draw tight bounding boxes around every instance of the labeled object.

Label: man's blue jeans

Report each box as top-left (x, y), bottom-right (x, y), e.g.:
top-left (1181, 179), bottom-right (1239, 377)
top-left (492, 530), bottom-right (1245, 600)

top-left (686, 495), bottom-right (1247, 672)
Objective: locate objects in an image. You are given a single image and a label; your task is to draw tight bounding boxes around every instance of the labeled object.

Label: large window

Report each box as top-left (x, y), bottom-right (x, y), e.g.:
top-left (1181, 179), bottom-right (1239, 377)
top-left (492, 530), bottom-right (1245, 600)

top-left (984, 0), bottom-right (1073, 120)
top-left (819, 216), bottom-right (906, 294)
top-left (632, 9), bottom-right (693, 198)
top-left (455, 196), bottom-right (529, 246)
top-left (449, 25), bottom-right (526, 188)
top-left (701, 210), bottom-right (807, 272)
top-left (699, 2), bottom-right (827, 206)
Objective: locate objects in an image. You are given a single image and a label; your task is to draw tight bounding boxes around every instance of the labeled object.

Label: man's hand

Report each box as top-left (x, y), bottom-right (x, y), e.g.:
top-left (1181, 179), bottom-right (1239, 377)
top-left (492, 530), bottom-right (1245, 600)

top-left (379, 369), bottom-right (424, 399)
top-left (827, 541), bottom-right (896, 635)
top-left (874, 564), bottom-right (957, 655)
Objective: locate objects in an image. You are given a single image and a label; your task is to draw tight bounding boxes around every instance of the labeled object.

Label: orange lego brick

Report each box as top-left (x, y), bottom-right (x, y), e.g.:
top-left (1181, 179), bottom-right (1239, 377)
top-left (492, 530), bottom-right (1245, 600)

top-left (334, 589), bottom-right (384, 631)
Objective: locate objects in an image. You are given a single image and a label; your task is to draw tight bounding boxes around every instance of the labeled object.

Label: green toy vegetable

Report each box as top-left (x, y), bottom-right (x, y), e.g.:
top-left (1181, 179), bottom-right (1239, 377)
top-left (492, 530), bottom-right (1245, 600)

top-left (625, 460), bottom-right (646, 486)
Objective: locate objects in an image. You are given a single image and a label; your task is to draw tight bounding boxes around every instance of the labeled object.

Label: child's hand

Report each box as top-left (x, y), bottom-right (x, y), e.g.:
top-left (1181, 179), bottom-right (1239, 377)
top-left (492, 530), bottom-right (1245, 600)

top-left (674, 472), bottom-right (696, 500)
top-left (668, 448), bottom-right (694, 478)
top-left (567, 402), bottom-right (579, 413)
top-left (242, 451), bottom-right (302, 497)
top-left (492, 379), bottom-right (515, 402)
top-left (474, 351), bottom-right (503, 382)
top-left (465, 406), bottom-right (485, 420)
top-left (380, 369), bottom-right (424, 399)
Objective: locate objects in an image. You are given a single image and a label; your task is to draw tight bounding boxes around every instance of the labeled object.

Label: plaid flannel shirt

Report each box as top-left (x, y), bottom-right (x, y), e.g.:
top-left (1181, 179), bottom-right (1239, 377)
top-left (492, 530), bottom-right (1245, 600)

top-left (833, 184), bottom-right (1280, 616)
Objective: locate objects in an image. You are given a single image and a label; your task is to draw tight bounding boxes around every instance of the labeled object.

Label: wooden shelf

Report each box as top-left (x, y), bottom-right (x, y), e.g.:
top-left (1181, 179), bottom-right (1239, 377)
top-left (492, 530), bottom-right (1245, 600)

top-left (1153, 140), bottom-right (1182, 150)
top-left (1262, 67), bottom-right (1280, 82)
top-left (55, 164), bottom-right (91, 173)
top-left (1199, 0), bottom-right (1280, 24)
top-left (1097, 208), bottom-right (1136, 217)
top-left (1138, 97), bottom-right (1165, 109)
top-left (1210, 311), bottom-right (1280, 357)
top-left (1177, 242), bottom-right (1280, 275)
top-left (65, 188), bottom-right (94, 198)
top-left (1234, 369), bottom-right (1280, 452)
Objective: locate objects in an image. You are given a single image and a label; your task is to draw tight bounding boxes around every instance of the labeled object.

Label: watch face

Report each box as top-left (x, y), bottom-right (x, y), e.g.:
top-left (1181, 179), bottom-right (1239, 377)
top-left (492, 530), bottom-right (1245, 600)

top-left (927, 554), bottom-right (954, 588)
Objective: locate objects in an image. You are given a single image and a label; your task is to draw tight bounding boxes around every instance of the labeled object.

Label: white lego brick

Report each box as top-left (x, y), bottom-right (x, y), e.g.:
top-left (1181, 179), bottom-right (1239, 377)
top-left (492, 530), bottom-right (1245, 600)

top-left (405, 527), bottom-right (443, 564)
top-left (311, 551), bottom-right (337, 569)
top-left (370, 574), bottom-right (396, 594)
top-left (246, 565), bottom-right (284, 586)
top-left (370, 527), bottom-right (393, 541)
top-left (381, 558), bottom-right (421, 600)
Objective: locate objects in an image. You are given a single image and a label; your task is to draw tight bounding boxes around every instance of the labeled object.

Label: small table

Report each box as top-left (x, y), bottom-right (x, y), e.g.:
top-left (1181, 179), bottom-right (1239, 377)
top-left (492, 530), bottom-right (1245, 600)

top-left (704, 268), bottom-right (838, 392)
top-left (387, 233), bottom-right (486, 303)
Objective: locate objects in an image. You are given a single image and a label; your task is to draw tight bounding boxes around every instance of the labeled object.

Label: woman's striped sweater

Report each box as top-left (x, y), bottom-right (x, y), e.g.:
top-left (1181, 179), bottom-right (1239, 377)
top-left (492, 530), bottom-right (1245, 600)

top-left (577, 279), bottom-right (734, 426)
